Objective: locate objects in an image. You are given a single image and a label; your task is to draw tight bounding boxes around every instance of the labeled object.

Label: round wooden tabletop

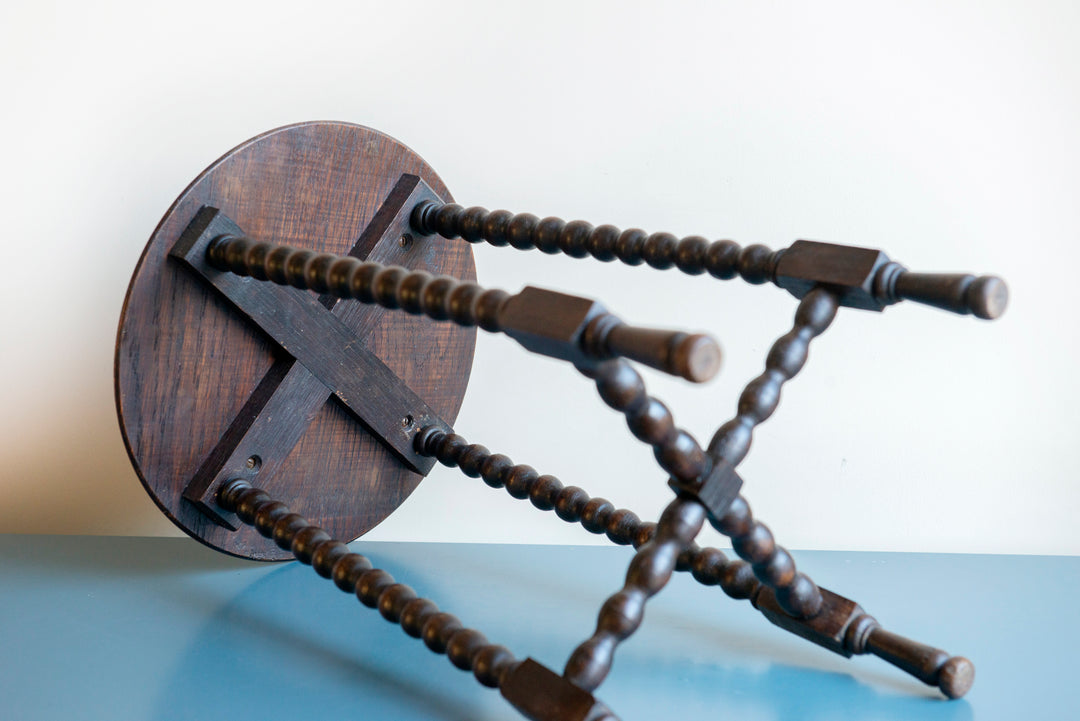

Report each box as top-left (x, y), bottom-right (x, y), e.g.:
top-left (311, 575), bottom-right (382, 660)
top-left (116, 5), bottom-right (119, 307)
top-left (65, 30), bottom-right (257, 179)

top-left (115, 122), bottom-right (476, 560)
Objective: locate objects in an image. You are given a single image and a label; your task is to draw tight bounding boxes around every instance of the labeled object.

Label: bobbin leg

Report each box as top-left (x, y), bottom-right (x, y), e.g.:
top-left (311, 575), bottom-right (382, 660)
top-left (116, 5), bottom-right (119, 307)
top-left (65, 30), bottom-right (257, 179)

top-left (691, 286), bottom-right (841, 618)
top-left (203, 215), bottom-right (982, 700)
top-left (559, 360), bottom-right (726, 691)
top-left (575, 359), bottom-right (713, 483)
top-left (410, 199), bottom-right (782, 282)
top-left (699, 284), bottom-right (974, 695)
top-left (411, 201), bottom-right (1008, 319)
top-left (415, 427), bottom-right (974, 698)
top-left (708, 286), bottom-right (838, 466)
top-left (204, 231), bottom-right (721, 382)
top-left (414, 426), bottom-right (759, 597)
top-left (564, 496), bottom-right (706, 692)
top-left (217, 478), bottom-right (620, 721)
top-left (216, 479), bottom-right (518, 689)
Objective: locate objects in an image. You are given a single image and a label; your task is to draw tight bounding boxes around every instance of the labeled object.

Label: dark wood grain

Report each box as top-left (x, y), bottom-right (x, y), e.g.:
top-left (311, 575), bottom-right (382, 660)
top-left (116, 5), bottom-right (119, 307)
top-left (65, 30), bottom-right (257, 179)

top-left (170, 206), bottom-right (452, 474)
top-left (177, 174), bottom-right (448, 530)
top-left (115, 122), bottom-right (476, 560)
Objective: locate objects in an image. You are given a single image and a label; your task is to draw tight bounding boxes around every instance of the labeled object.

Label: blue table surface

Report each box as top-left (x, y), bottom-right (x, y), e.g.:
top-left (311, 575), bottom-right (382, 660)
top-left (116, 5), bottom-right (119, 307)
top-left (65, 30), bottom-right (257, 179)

top-left (0, 535), bottom-right (1075, 721)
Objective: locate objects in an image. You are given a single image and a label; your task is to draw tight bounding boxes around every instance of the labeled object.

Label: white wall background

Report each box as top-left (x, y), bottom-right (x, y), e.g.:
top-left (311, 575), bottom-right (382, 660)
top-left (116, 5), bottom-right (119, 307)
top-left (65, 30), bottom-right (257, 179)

top-left (1, 0), bottom-right (1076, 555)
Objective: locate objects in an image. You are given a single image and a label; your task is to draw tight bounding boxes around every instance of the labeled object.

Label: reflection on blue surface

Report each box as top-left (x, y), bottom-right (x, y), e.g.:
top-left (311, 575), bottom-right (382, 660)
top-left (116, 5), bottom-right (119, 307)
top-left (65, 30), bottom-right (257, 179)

top-left (150, 545), bottom-right (973, 721)
top-left (1, 536), bottom-right (1075, 720)
top-left (153, 561), bottom-right (502, 721)
top-left (154, 563), bottom-right (976, 721)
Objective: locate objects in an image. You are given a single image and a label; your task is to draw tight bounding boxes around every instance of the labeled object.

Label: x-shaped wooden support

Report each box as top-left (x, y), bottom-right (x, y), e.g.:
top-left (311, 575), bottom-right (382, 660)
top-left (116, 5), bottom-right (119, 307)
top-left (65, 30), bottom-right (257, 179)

top-left (169, 175), bottom-right (452, 529)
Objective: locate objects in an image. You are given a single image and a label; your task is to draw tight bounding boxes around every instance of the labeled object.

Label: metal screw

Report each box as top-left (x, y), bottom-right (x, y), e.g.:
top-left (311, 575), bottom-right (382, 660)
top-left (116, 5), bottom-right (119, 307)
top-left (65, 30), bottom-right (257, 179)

top-left (245, 455), bottom-right (262, 471)
top-left (399, 233), bottom-right (413, 249)
top-left (401, 415), bottom-right (414, 428)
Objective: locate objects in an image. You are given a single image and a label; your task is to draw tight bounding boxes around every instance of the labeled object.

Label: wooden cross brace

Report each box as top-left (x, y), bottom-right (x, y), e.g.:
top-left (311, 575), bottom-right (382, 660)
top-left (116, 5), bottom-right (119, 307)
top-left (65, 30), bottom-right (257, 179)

top-left (169, 175), bottom-right (453, 529)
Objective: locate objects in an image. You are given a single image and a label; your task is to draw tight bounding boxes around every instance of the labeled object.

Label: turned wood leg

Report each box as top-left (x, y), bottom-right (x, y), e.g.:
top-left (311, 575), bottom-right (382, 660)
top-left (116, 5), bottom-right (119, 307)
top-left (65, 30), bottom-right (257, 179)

top-left (412, 201), bottom-right (1008, 319)
top-left (216, 479), bottom-right (518, 689)
top-left (204, 230), bottom-right (720, 382)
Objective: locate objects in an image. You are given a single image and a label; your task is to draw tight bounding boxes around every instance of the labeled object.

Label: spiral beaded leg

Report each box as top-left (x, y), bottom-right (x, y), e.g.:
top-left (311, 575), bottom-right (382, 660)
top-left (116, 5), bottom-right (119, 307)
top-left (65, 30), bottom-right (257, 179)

top-left (707, 286), bottom-right (840, 466)
top-left (217, 479), bottom-right (517, 690)
top-left (410, 201), bottom-right (1007, 319)
top-left (504, 353), bottom-right (756, 689)
top-left (713, 495), bottom-right (819, 616)
top-left (206, 234), bottom-right (721, 381)
top-left (702, 287), bottom-right (840, 619)
top-left (415, 427), bottom-right (760, 601)
top-left (553, 358), bottom-right (720, 689)
top-left (411, 200), bottom-right (779, 284)
top-left (563, 496), bottom-right (706, 691)
top-left (577, 359), bottom-right (709, 483)
top-left (207, 234), bottom-right (512, 330)
top-left (415, 424), bottom-right (752, 692)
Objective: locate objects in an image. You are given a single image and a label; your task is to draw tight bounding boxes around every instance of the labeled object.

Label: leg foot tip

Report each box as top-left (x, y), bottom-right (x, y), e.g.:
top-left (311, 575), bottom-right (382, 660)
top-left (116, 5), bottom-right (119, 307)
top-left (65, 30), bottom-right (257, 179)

top-left (939, 656), bottom-right (975, 699)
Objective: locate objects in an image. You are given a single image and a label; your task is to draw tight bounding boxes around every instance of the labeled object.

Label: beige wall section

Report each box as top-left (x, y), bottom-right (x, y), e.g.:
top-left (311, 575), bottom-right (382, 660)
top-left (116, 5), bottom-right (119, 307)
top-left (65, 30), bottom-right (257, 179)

top-left (1, 1), bottom-right (1077, 554)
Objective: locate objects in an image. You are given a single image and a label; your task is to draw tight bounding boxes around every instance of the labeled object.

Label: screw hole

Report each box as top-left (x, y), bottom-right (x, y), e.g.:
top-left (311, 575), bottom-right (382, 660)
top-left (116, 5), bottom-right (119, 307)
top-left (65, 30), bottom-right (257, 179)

top-left (246, 455), bottom-right (262, 471)
top-left (402, 415), bottom-right (414, 428)
top-left (399, 233), bottom-right (413, 249)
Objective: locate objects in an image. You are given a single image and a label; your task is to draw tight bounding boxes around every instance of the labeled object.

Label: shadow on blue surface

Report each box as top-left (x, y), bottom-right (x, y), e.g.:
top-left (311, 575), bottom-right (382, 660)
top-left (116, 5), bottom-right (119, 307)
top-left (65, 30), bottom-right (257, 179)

top-left (148, 548), bottom-right (975, 721)
top-left (152, 559), bottom-right (507, 721)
